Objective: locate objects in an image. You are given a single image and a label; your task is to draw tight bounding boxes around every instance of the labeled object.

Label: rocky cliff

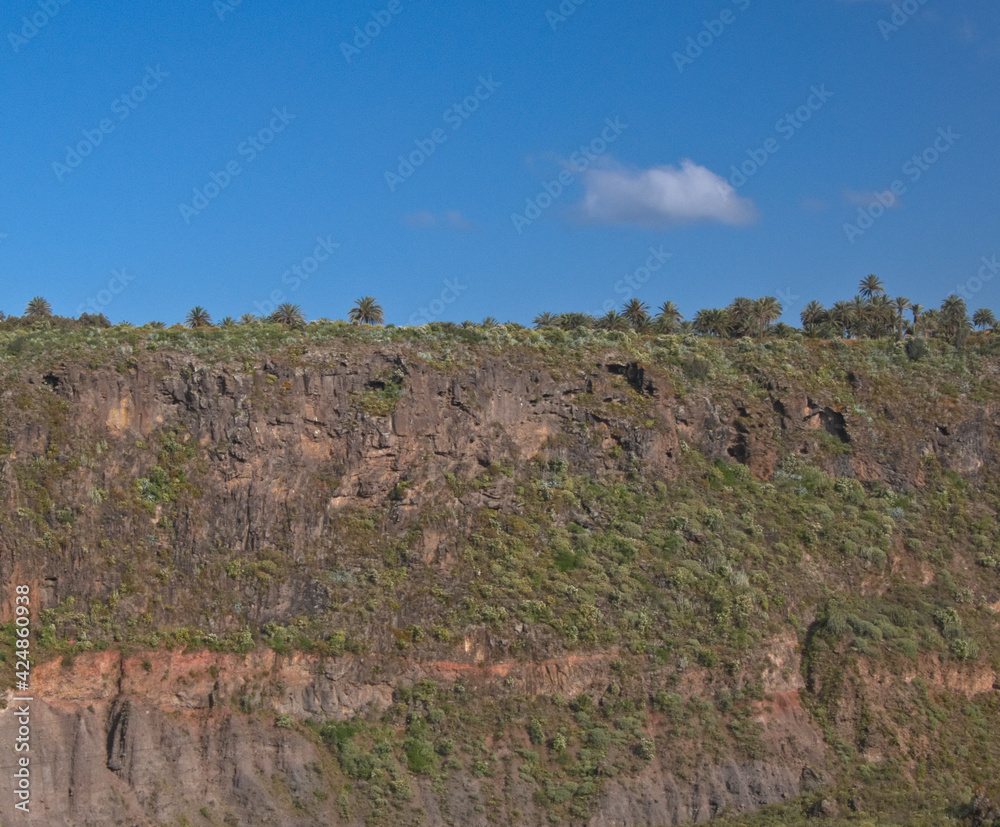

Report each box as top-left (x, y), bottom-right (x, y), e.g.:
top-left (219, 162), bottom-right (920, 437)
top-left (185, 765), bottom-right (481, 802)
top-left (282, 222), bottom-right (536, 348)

top-left (0, 326), bottom-right (998, 826)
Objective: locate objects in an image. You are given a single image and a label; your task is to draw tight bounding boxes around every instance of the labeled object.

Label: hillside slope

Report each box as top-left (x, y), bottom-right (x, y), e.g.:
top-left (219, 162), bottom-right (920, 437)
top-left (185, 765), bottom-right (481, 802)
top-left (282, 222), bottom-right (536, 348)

top-left (0, 323), bottom-right (999, 826)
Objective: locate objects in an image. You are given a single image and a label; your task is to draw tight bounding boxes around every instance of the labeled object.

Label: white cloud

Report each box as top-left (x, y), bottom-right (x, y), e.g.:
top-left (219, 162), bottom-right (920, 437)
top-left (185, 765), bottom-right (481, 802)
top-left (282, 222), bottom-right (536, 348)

top-left (577, 160), bottom-right (758, 228)
top-left (404, 210), bottom-right (475, 230)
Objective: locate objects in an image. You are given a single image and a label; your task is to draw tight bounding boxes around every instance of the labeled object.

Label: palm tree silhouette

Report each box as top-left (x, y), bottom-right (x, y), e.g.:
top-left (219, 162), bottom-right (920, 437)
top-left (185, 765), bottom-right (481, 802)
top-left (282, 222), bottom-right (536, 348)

top-left (859, 274), bottom-right (885, 300)
top-left (694, 308), bottom-right (730, 338)
top-left (867, 295), bottom-right (894, 339)
top-left (892, 297), bottom-right (911, 338)
top-left (597, 310), bottom-right (629, 331)
top-left (349, 297), bottom-right (384, 325)
top-left (556, 313), bottom-right (594, 330)
top-left (850, 296), bottom-right (871, 337)
top-left (919, 308), bottom-right (940, 338)
top-left (656, 301), bottom-right (683, 333)
top-left (800, 300), bottom-right (826, 328)
top-left (753, 296), bottom-right (782, 336)
top-left (622, 299), bottom-right (650, 330)
top-left (271, 304), bottom-right (306, 327)
top-left (728, 297), bottom-right (755, 336)
top-left (973, 308), bottom-right (996, 332)
top-left (185, 307), bottom-right (212, 328)
top-left (940, 295), bottom-right (971, 345)
top-left (25, 296), bottom-right (52, 318)
top-left (829, 301), bottom-right (857, 338)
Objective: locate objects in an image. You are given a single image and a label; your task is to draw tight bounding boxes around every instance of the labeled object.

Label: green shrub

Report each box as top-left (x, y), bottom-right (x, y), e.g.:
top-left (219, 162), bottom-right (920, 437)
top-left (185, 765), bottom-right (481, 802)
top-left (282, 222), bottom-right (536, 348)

top-left (905, 338), bottom-right (930, 361)
top-left (585, 728), bottom-right (611, 750)
top-left (681, 355), bottom-right (710, 380)
top-left (948, 638), bottom-right (979, 661)
top-left (934, 607), bottom-right (962, 637)
top-left (634, 737), bottom-right (656, 761)
top-left (652, 691), bottom-right (683, 719)
top-left (527, 718), bottom-right (545, 745)
top-left (403, 737), bottom-right (436, 774)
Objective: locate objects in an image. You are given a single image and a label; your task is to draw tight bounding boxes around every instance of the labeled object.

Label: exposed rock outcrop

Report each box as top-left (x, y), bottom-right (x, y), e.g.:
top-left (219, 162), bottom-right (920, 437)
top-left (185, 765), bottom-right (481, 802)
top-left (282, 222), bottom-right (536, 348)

top-left (0, 340), bottom-right (998, 825)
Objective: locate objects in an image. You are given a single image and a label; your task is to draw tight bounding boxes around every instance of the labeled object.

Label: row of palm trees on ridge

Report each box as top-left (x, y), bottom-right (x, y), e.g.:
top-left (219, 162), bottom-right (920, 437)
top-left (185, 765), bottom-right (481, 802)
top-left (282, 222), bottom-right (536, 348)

top-left (179, 297), bottom-right (385, 329)
top-left (537, 275), bottom-right (993, 341)
top-left (13, 297), bottom-right (385, 329)
top-left (11, 277), bottom-right (997, 342)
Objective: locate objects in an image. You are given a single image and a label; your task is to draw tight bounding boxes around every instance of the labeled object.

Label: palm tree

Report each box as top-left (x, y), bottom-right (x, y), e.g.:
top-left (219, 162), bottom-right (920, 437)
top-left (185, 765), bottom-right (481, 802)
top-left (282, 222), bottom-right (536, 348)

top-left (918, 308), bottom-right (941, 338)
top-left (693, 307), bottom-right (731, 338)
top-left (597, 310), bottom-right (629, 331)
top-left (185, 306), bottom-right (212, 328)
top-left (622, 299), bottom-right (650, 331)
top-left (349, 297), bottom-right (384, 325)
top-left (271, 303), bottom-right (306, 327)
top-left (941, 295), bottom-right (968, 322)
top-left (147, 321), bottom-right (165, 329)
top-left (656, 301), bottom-right (683, 333)
top-left (556, 312), bottom-right (594, 330)
top-left (829, 301), bottom-right (857, 339)
top-left (239, 313), bottom-right (258, 325)
top-left (753, 296), bottom-right (782, 336)
top-left (533, 312), bottom-right (556, 329)
top-left (480, 316), bottom-right (499, 328)
top-left (973, 308), bottom-right (996, 332)
top-left (851, 296), bottom-right (870, 338)
top-left (858, 274), bottom-right (885, 300)
top-left (800, 300), bottom-right (827, 329)
top-left (25, 297), bottom-right (52, 318)
top-left (727, 297), bottom-right (755, 337)
top-left (220, 316), bottom-right (237, 327)
top-left (868, 295), bottom-right (895, 339)
top-left (940, 295), bottom-right (971, 346)
top-left (910, 304), bottom-right (923, 330)
top-left (892, 297), bottom-right (911, 339)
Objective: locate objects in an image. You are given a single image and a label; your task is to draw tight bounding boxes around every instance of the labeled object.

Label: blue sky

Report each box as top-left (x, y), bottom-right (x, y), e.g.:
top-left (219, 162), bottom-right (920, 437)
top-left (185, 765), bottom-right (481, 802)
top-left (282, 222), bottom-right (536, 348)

top-left (2, 0), bottom-right (998, 326)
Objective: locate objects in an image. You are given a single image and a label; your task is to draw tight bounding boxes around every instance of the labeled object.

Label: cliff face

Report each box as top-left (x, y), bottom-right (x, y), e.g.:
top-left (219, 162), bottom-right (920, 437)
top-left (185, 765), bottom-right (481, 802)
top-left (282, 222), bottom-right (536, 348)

top-left (0, 333), bottom-right (999, 826)
top-left (2, 346), bottom-right (994, 624)
top-left (0, 643), bottom-right (829, 827)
